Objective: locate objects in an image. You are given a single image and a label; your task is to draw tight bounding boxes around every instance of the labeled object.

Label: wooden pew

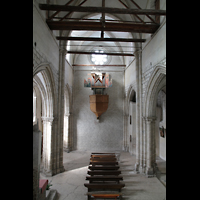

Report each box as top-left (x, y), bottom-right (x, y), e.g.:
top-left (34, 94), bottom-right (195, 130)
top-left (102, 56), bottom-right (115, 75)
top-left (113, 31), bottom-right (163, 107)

top-left (91, 154), bottom-right (116, 158)
top-left (88, 165), bottom-right (120, 170)
top-left (90, 161), bottom-right (118, 165)
top-left (89, 193), bottom-right (122, 199)
top-left (86, 191), bottom-right (122, 200)
top-left (91, 152), bottom-right (116, 155)
top-left (90, 157), bottom-right (117, 162)
top-left (88, 170), bottom-right (121, 176)
top-left (86, 175), bottom-right (123, 183)
top-left (84, 182), bottom-right (125, 192)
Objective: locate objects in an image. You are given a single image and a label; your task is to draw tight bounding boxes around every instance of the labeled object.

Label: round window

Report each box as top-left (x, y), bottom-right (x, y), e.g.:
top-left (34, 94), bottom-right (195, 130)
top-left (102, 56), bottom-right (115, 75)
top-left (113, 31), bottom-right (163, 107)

top-left (91, 50), bottom-right (108, 65)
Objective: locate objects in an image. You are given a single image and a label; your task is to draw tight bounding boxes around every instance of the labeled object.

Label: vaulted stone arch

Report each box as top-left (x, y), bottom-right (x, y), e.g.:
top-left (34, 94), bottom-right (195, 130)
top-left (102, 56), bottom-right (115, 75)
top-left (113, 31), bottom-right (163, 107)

top-left (144, 65), bottom-right (166, 118)
top-left (143, 64), bottom-right (166, 176)
top-left (33, 63), bottom-right (58, 176)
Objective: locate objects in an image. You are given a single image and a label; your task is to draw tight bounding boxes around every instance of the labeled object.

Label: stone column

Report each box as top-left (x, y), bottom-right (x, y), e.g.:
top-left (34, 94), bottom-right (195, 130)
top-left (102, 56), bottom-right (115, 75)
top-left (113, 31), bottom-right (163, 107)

top-left (146, 117), bottom-right (156, 177)
top-left (63, 113), bottom-right (73, 153)
top-left (141, 116), bottom-right (146, 174)
top-left (138, 50), bottom-right (143, 171)
top-left (41, 117), bottom-right (54, 176)
top-left (33, 123), bottom-right (42, 200)
top-left (152, 119), bottom-right (157, 170)
top-left (63, 114), bottom-right (69, 151)
top-left (68, 113), bottom-right (73, 151)
top-left (134, 50), bottom-right (142, 172)
top-left (57, 46), bottom-right (67, 173)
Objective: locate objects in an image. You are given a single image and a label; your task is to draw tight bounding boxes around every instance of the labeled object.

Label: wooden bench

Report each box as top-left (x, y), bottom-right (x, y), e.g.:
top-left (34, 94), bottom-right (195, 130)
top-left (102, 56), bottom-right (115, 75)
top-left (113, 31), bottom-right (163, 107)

top-left (91, 153), bottom-right (116, 155)
top-left (84, 183), bottom-right (125, 192)
top-left (90, 193), bottom-right (122, 199)
top-left (88, 165), bottom-right (120, 170)
top-left (86, 191), bottom-right (122, 200)
top-left (88, 170), bottom-right (121, 176)
top-left (90, 161), bottom-right (118, 165)
top-left (91, 154), bottom-right (116, 158)
top-left (86, 175), bottom-right (123, 183)
top-left (90, 158), bottom-right (117, 162)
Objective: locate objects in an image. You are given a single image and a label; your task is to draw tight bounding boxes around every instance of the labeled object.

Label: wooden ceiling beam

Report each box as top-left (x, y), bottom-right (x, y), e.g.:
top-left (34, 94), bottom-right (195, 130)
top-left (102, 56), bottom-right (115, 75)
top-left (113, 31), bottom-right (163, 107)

top-left (46, 21), bottom-right (159, 33)
top-left (101, 0), bottom-right (105, 38)
top-left (118, 0), bottom-right (144, 24)
top-left (56, 36), bottom-right (146, 42)
top-left (59, 0), bottom-right (88, 21)
top-left (129, 0), bottom-right (156, 23)
top-left (39, 4), bottom-right (166, 15)
top-left (48, 0), bottom-right (75, 20)
top-left (67, 51), bottom-right (134, 56)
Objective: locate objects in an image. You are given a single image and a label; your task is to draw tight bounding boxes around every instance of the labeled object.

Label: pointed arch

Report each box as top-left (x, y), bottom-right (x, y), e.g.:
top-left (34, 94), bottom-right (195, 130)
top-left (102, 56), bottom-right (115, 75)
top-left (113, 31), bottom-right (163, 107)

top-left (33, 62), bottom-right (57, 176)
top-left (142, 64), bottom-right (166, 176)
top-left (143, 65), bottom-right (166, 118)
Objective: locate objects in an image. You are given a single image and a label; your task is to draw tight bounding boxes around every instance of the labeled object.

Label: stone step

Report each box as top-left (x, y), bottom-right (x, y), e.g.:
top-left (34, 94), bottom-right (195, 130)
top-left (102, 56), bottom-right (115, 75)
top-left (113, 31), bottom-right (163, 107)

top-left (46, 189), bottom-right (57, 200)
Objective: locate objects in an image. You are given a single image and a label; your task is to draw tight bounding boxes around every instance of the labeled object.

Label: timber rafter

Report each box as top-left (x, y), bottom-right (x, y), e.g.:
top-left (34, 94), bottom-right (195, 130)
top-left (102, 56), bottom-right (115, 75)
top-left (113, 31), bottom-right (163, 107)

top-left (56, 36), bottom-right (146, 43)
top-left (38, 1), bottom-right (165, 48)
top-left (46, 21), bottom-right (159, 33)
top-left (39, 4), bottom-right (166, 16)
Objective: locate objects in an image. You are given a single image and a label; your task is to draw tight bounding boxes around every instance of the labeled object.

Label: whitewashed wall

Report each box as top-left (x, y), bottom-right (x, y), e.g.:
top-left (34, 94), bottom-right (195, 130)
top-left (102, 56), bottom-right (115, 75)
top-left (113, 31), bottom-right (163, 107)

top-left (72, 53), bottom-right (124, 151)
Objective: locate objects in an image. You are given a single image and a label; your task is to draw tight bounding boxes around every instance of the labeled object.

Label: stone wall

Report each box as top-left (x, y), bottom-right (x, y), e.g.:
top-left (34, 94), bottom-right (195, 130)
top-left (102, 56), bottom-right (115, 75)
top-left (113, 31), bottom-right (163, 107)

top-left (73, 69), bottom-right (124, 151)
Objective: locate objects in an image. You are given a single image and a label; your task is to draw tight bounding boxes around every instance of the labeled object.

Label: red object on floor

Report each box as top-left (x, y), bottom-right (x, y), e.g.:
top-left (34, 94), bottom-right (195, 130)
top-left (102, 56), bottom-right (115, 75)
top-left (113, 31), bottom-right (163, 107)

top-left (39, 179), bottom-right (48, 193)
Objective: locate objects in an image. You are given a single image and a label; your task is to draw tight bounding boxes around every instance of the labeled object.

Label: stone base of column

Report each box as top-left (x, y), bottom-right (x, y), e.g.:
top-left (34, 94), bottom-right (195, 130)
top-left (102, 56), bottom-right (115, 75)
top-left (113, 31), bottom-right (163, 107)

top-left (57, 166), bottom-right (65, 174)
top-left (146, 167), bottom-right (154, 177)
top-left (63, 147), bottom-right (70, 153)
top-left (42, 169), bottom-right (53, 177)
top-left (139, 165), bottom-right (146, 174)
top-left (134, 163), bottom-right (140, 173)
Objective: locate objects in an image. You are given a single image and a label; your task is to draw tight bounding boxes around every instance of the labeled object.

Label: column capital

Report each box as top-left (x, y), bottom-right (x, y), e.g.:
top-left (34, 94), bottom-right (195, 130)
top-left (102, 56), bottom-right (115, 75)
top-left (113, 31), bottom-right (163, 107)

top-left (134, 49), bottom-right (142, 56)
top-left (59, 48), bottom-right (67, 55)
top-left (41, 116), bottom-right (54, 124)
top-left (143, 116), bottom-right (157, 122)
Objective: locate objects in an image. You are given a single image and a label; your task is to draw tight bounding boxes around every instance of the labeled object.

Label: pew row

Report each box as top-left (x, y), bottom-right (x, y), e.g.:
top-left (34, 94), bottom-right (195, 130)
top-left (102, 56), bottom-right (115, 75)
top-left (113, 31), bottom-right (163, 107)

top-left (90, 161), bottom-right (118, 165)
top-left (84, 183), bottom-right (125, 192)
top-left (86, 175), bottom-right (123, 183)
top-left (90, 157), bottom-right (117, 161)
top-left (91, 154), bottom-right (116, 158)
top-left (87, 193), bottom-right (122, 200)
top-left (88, 165), bottom-right (120, 170)
top-left (88, 170), bottom-right (121, 176)
top-left (91, 153), bottom-right (116, 155)
top-left (86, 191), bottom-right (122, 200)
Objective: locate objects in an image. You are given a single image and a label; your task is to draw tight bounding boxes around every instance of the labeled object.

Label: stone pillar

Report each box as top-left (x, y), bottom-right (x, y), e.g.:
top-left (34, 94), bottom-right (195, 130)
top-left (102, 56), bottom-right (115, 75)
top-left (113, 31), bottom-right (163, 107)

top-left (41, 117), bottom-right (54, 176)
top-left (152, 119), bottom-right (157, 170)
top-left (63, 114), bottom-right (69, 151)
top-left (138, 50), bottom-right (143, 171)
top-left (146, 117), bottom-right (156, 177)
top-left (141, 116), bottom-right (147, 174)
top-left (57, 46), bottom-right (67, 173)
top-left (63, 113), bottom-right (73, 153)
top-left (134, 50), bottom-right (142, 172)
top-left (33, 123), bottom-right (42, 200)
top-left (68, 113), bottom-right (73, 151)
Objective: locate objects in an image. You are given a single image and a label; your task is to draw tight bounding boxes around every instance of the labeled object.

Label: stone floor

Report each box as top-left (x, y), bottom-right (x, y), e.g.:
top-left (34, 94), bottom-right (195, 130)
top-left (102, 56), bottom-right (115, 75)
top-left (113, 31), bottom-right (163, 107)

top-left (40, 151), bottom-right (166, 200)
